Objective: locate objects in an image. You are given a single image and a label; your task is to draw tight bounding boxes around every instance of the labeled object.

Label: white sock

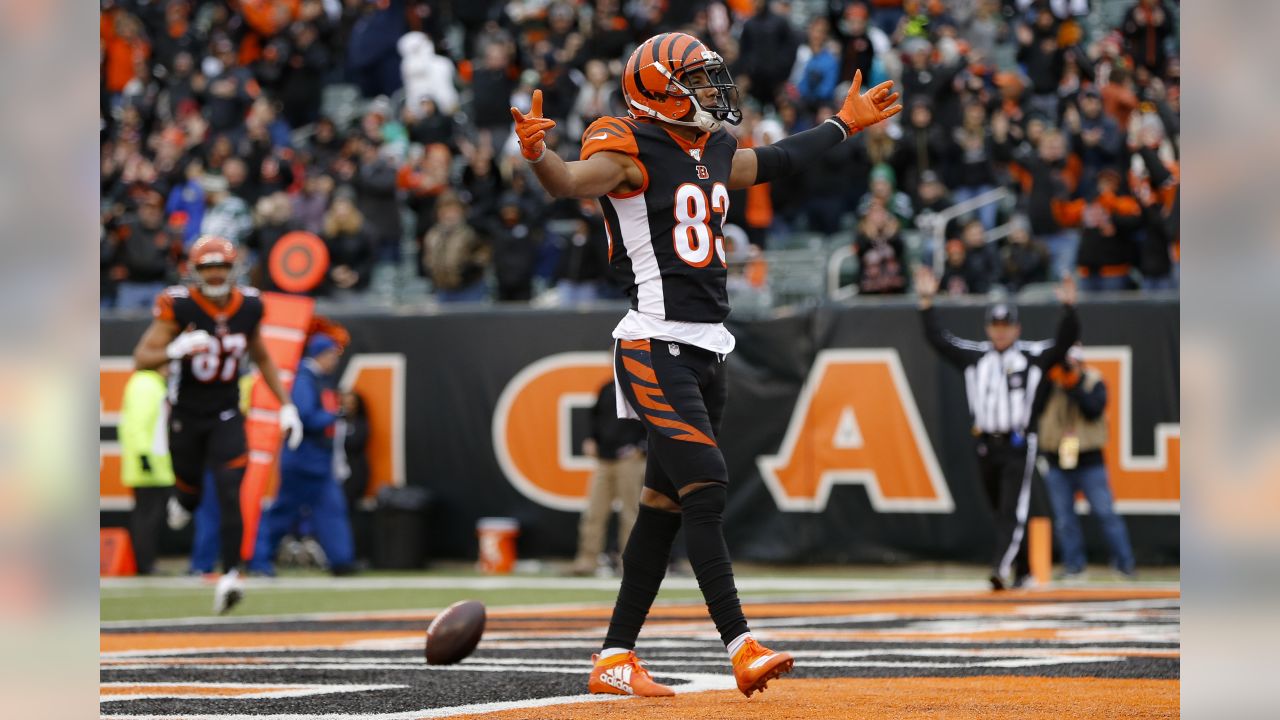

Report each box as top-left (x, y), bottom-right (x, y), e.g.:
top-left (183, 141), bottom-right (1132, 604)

top-left (726, 632), bottom-right (752, 659)
top-left (599, 647), bottom-right (630, 660)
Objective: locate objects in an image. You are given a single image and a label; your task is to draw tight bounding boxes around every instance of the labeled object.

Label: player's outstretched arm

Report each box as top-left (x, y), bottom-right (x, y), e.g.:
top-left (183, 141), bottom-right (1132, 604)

top-left (729, 70), bottom-right (901, 190)
top-left (511, 90), bottom-right (639, 199)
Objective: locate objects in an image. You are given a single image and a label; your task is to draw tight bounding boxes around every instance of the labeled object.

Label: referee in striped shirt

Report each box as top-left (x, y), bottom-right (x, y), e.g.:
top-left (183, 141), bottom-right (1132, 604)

top-left (915, 269), bottom-right (1080, 590)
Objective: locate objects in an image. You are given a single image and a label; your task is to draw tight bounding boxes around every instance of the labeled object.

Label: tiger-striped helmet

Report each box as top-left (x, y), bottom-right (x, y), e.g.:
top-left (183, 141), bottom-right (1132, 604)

top-left (622, 32), bottom-right (741, 132)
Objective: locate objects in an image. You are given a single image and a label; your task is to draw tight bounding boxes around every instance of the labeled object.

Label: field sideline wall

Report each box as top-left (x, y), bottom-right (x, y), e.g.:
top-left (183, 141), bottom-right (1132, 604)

top-left (100, 299), bottom-right (1179, 565)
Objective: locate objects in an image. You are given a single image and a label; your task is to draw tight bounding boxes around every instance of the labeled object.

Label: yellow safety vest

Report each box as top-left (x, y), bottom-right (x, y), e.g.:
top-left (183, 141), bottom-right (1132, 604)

top-left (119, 370), bottom-right (175, 488)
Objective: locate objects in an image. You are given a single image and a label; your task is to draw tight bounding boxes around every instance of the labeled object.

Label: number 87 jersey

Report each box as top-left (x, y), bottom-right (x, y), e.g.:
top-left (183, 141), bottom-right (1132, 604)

top-left (152, 284), bottom-right (264, 414)
top-left (582, 116), bottom-right (737, 323)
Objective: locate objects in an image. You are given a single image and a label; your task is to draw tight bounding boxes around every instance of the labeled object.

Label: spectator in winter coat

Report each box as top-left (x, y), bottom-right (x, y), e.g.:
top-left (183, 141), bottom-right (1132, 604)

top-left (346, 0), bottom-right (407, 98)
top-left (554, 202), bottom-right (611, 304)
top-left (1005, 128), bottom-right (1083, 281)
top-left (938, 239), bottom-right (973, 295)
top-left (948, 101), bottom-right (1000, 228)
top-left (112, 188), bottom-right (182, 308)
top-left (891, 99), bottom-right (951, 200)
top-left (834, 2), bottom-right (889, 84)
top-left (203, 37), bottom-right (262, 133)
top-left (738, 0), bottom-right (799, 106)
top-left (351, 139), bottom-right (402, 262)
top-left (854, 205), bottom-right (908, 295)
top-left (486, 194), bottom-right (541, 302)
top-left (570, 60), bottom-right (622, 141)
top-left (1129, 131), bottom-right (1179, 289)
top-left (794, 18), bottom-right (841, 111)
top-left (1000, 215), bottom-right (1051, 291)
top-left (337, 390), bottom-right (370, 519)
top-left (322, 192), bottom-right (376, 295)
top-left (1014, 8), bottom-right (1065, 120)
top-left (857, 163), bottom-right (914, 226)
top-left (470, 43), bottom-right (518, 134)
top-left (1063, 88), bottom-right (1123, 199)
top-left (166, 159), bottom-right (206, 248)
top-left (1121, 0), bottom-right (1175, 77)
top-left (279, 20), bottom-right (331, 128)
top-left (423, 192), bottom-right (490, 301)
top-left (248, 192), bottom-right (299, 290)
top-left (398, 143), bottom-right (452, 273)
top-left (291, 173), bottom-right (334, 237)
top-left (955, 218), bottom-right (1000, 294)
top-left (199, 174), bottom-right (253, 247)
top-left (398, 31), bottom-right (459, 116)
top-left (1053, 168), bottom-right (1143, 291)
top-left (406, 98), bottom-right (457, 149)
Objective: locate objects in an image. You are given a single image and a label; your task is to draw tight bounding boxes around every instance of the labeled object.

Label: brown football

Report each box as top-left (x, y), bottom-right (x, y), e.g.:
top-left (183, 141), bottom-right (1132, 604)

top-left (425, 600), bottom-right (486, 665)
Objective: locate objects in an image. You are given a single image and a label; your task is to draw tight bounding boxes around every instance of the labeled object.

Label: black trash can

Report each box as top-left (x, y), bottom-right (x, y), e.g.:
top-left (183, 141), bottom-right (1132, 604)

top-left (372, 486), bottom-right (433, 569)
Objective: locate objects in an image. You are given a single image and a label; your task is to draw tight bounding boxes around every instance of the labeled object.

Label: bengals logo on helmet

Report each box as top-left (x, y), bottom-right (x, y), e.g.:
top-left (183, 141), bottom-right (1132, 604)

top-left (190, 235), bottom-right (238, 268)
top-left (622, 33), bottom-right (742, 132)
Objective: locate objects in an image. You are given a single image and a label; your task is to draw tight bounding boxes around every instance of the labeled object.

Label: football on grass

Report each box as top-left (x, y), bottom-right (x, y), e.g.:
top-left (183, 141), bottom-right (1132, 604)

top-left (425, 600), bottom-right (486, 665)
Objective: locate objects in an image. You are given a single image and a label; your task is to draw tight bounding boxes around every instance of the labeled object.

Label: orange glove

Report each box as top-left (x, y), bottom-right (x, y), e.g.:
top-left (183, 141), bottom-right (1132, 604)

top-left (1047, 365), bottom-right (1082, 389)
top-left (510, 89), bottom-right (556, 162)
top-left (834, 70), bottom-right (902, 135)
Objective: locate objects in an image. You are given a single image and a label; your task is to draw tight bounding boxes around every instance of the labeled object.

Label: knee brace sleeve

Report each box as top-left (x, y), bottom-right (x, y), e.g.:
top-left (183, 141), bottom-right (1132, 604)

top-left (679, 484), bottom-right (749, 645)
top-left (603, 504), bottom-right (682, 651)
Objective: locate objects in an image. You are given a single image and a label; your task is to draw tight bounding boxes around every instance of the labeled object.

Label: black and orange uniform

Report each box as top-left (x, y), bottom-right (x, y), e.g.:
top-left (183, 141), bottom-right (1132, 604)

top-left (153, 284), bottom-right (264, 572)
top-left (576, 115), bottom-right (749, 655)
top-left (581, 115), bottom-right (738, 322)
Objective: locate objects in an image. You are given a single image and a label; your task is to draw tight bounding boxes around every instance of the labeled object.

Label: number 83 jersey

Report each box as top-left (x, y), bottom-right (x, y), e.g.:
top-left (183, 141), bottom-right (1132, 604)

top-left (152, 285), bottom-right (265, 414)
top-left (582, 116), bottom-right (737, 323)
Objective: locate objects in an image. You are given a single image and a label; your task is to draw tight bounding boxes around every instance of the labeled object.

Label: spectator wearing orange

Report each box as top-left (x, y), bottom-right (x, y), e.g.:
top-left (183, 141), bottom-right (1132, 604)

top-left (1053, 168), bottom-right (1143, 292)
top-left (1128, 119), bottom-right (1179, 289)
top-left (1006, 127), bottom-right (1083, 281)
top-left (399, 143), bottom-right (452, 272)
top-left (102, 10), bottom-right (151, 101)
top-left (1121, 0), bottom-right (1175, 77)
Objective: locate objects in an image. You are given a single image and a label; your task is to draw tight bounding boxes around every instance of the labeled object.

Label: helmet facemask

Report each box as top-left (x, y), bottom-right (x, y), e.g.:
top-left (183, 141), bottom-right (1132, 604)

top-left (195, 262), bottom-right (234, 298)
top-left (653, 53), bottom-right (742, 132)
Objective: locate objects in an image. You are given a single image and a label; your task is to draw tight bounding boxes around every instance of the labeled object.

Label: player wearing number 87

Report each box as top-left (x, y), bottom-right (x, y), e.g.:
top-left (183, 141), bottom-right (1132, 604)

top-left (513, 32), bottom-right (902, 698)
top-left (132, 235), bottom-right (303, 614)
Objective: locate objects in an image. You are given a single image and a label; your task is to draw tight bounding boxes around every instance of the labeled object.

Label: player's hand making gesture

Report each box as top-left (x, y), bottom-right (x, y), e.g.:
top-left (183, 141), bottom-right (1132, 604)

top-left (835, 70), bottom-right (902, 134)
top-left (511, 89), bottom-right (556, 162)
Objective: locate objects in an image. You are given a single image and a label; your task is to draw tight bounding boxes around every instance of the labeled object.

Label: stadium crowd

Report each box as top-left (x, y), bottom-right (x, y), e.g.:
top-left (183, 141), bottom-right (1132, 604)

top-left (100, 0), bottom-right (1179, 309)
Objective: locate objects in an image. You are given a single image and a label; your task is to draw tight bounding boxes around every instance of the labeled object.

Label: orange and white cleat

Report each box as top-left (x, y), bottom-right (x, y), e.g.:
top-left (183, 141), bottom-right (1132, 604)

top-left (731, 637), bottom-right (794, 697)
top-left (587, 651), bottom-right (676, 697)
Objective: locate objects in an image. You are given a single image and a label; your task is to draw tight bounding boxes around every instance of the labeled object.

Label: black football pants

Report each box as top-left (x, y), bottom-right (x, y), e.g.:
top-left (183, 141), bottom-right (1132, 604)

top-left (169, 407), bottom-right (248, 573)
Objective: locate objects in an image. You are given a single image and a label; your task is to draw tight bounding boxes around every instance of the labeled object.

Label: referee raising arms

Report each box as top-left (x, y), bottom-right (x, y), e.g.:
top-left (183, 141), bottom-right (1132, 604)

top-left (914, 268), bottom-right (1079, 590)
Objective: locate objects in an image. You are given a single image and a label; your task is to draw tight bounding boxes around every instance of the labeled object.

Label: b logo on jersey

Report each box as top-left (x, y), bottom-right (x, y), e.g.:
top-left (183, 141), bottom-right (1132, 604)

top-left (695, 164), bottom-right (709, 179)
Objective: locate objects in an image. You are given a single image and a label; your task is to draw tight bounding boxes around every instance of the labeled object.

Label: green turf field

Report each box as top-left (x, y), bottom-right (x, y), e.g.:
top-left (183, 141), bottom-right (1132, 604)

top-left (100, 561), bottom-right (1180, 622)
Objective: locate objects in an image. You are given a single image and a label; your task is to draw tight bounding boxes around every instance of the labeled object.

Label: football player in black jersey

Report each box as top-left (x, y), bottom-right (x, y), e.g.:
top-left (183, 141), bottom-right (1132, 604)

top-left (513, 32), bottom-right (902, 697)
top-left (132, 236), bottom-right (303, 613)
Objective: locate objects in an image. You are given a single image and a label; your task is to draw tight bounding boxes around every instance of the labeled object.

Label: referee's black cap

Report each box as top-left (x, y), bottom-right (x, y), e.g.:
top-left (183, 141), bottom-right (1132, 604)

top-left (985, 303), bottom-right (1019, 325)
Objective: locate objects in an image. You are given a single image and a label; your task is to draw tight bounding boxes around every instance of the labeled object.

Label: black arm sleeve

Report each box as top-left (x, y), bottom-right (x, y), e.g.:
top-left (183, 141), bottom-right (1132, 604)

top-left (751, 120), bottom-right (848, 185)
top-left (921, 306), bottom-right (986, 369)
top-left (1032, 305), bottom-right (1081, 370)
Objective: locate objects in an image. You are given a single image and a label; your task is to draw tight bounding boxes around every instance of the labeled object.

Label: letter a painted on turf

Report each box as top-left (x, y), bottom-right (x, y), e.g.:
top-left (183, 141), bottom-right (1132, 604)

top-left (758, 349), bottom-right (954, 513)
